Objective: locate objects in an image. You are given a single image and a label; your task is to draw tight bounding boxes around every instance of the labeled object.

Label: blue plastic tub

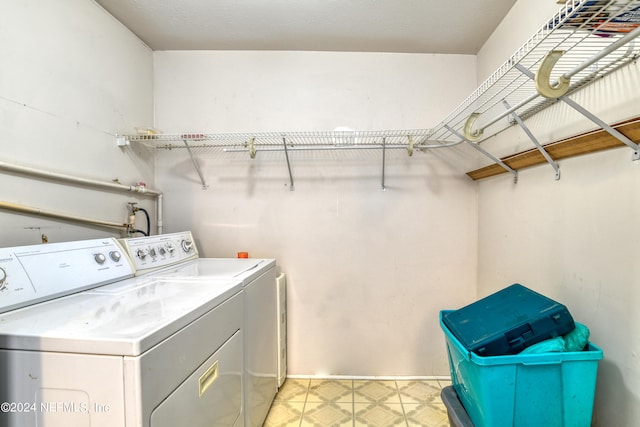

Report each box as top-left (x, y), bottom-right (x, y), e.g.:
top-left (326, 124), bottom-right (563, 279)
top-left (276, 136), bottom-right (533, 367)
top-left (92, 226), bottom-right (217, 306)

top-left (440, 310), bottom-right (603, 427)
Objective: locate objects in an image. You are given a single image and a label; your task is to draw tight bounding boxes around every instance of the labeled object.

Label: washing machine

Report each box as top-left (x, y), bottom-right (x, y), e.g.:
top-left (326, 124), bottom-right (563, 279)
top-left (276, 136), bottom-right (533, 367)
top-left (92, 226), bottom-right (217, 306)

top-left (0, 237), bottom-right (244, 427)
top-left (120, 232), bottom-right (279, 427)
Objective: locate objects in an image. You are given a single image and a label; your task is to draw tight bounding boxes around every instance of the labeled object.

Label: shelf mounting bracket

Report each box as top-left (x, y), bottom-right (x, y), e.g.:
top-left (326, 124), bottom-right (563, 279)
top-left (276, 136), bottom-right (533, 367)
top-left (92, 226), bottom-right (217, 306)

top-left (516, 63), bottom-right (640, 161)
top-left (381, 137), bottom-right (387, 191)
top-left (503, 100), bottom-right (560, 180)
top-left (560, 97), bottom-right (640, 161)
top-left (282, 137), bottom-right (295, 191)
top-left (445, 125), bottom-right (518, 183)
top-left (183, 139), bottom-right (209, 190)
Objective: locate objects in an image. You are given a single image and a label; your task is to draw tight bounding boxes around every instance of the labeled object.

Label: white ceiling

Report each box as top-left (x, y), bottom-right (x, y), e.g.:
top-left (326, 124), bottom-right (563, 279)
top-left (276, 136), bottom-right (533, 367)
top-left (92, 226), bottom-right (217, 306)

top-left (95, 0), bottom-right (517, 54)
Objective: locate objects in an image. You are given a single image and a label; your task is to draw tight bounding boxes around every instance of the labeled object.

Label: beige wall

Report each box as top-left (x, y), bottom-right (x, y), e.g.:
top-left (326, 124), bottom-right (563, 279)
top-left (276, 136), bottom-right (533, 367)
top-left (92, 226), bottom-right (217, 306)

top-left (153, 50), bottom-right (479, 376)
top-left (0, 0), bottom-right (155, 245)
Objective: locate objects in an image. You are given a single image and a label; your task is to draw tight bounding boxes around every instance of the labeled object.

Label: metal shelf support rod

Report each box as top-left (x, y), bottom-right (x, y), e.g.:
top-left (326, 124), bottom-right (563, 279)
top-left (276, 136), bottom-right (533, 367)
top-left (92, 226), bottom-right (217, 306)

top-left (503, 100), bottom-right (560, 180)
top-left (282, 137), bottom-right (295, 191)
top-left (445, 125), bottom-right (518, 183)
top-left (381, 137), bottom-right (387, 191)
top-left (561, 96), bottom-right (640, 160)
top-left (225, 144), bottom-right (419, 153)
top-left (183, 139), bottom-right (209, 189)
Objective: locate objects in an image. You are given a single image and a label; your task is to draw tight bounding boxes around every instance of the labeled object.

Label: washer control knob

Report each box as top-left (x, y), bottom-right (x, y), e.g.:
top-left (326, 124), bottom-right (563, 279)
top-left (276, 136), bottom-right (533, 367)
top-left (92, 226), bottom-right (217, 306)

top-left (109, 251), bottom-right (122, 262)
top-left (0, 268), bottom-right (7, 290)
top-left (94, 253), bottom-right (107, 264)
top-left (181, 240), bottom-right (193, 253)
top-left (136, 249), bottom-right (148, 260)
top-left (166, 243), bottom-right (175, 254)
top-left (149, 247), bottom-right (157, 258)
top-left (158, 246), bottom-right (166, 256)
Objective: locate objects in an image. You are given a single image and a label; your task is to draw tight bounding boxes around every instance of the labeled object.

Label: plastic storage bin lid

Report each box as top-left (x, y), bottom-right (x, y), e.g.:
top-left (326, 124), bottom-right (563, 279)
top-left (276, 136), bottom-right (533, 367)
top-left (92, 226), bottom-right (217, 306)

top-left (441, 283), bottom-right (575, 356)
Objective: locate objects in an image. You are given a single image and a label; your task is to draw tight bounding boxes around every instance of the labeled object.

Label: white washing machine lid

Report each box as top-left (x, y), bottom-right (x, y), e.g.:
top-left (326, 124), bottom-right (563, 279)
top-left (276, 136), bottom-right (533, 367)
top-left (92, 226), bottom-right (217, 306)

top-left (0, 276), bottom-right (242, 356)
top-left (152, 258), bottom-right (276, 284)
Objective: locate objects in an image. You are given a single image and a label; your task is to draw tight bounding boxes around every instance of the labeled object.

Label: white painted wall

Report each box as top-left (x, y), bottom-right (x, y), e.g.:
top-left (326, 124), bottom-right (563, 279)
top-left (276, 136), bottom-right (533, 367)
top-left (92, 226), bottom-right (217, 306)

top-left (477, 0), bottom-right (560, 82)
top-left (154, 51), bottom-right (479, 376)
top-left (476, 1), bottom-right (640, 425)
top-left (0, 0), bottom-right (155, 246)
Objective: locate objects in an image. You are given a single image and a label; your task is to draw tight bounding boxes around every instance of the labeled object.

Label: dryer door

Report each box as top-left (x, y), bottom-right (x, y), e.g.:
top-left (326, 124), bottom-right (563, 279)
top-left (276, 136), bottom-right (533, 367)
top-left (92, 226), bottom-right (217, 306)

top-left (150, 330), bottom-right (243, 427)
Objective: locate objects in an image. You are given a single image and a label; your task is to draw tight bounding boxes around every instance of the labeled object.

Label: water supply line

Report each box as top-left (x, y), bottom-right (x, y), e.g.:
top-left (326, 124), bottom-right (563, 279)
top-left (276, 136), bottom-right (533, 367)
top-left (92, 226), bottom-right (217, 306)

top-left (127, 203), bottom-right (151, 236)
top-left (0, 200), bottom-right (128, 231)
top-left (0, 161), bottom-right (164, 234)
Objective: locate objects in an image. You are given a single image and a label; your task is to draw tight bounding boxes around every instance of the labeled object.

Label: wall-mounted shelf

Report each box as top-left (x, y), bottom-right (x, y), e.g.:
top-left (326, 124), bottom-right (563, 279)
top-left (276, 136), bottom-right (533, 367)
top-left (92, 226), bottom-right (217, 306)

top-left (124, 129), bottom-right (443, 152)
top-left (430, 0), bottom-right (640, 181)
top-left (121, 0), bottom-right (640, 187)
top-left (123, 129), bottom-right (452, 190)
top-left (431, 0), bottom-right (640, 145)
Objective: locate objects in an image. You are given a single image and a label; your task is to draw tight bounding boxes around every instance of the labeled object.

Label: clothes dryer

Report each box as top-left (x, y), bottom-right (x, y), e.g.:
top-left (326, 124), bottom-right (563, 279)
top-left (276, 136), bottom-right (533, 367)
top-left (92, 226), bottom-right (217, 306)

top-left (121, 232), bottom-right (278, 427)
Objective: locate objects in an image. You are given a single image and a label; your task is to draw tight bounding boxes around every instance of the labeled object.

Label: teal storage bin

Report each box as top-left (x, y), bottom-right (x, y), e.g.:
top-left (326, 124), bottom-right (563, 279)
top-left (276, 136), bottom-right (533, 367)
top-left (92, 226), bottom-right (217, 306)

top-left (440, 310), bottom-right (603, 427)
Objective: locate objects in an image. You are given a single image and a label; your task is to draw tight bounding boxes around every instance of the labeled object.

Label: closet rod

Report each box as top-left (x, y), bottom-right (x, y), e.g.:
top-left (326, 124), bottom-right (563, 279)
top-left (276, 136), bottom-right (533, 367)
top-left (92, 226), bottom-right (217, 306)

top-left (223, 142), bottom-right (461, 153)
top-left (563, 25), bottom-right (640, 80)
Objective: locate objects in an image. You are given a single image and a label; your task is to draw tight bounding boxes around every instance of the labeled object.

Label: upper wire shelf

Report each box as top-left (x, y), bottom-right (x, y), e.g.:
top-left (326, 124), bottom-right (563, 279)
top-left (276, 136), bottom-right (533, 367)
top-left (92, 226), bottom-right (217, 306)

top-left (120, 0), bottom-right (640, 187)
top-left (124, 129), bottom-right (445, 154)
top-left (430, 0), bottom-right (640, 144)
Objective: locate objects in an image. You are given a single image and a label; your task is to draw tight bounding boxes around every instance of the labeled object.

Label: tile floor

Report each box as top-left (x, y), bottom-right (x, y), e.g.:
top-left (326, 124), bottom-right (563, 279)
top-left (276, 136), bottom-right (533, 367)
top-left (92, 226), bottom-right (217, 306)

top-left (264, 378), bottom-right (452, 427)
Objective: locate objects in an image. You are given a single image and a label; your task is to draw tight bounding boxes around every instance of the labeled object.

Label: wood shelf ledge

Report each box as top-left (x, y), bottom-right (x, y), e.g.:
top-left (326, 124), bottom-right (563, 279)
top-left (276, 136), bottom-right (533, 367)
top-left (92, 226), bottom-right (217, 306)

top-left (466, 117), bottom-right (640, 180)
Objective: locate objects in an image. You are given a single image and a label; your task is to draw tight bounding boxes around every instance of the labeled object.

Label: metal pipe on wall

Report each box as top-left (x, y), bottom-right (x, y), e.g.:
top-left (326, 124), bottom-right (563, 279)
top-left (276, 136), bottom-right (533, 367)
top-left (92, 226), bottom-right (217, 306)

top-left (0, 161), bottom-right (163, 234)
top-left (0, 200), bottom-right (128, 231)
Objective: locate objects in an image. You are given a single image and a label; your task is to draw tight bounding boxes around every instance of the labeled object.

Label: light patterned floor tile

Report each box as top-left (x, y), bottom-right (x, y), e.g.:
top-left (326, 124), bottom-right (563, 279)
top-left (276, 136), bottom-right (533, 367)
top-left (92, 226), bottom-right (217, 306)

top-left (263, 400), bottom-right (304, 427)
top-left (403, 402), bottom-right (449, 427)
top-left (275, 378), bottom-right (310, 402)
top-left (267, 378), bottom-right (451, 427)
top-left (354, 402), bottom-right (406, 427)
top-left (307, 379), bottom-right (353, 403)
top-left (397, 380), bottom-right (442, 404)
top-left (301, 401), bottom-right (353, 427)
top-left (353, 380), bottom-right (400, 403)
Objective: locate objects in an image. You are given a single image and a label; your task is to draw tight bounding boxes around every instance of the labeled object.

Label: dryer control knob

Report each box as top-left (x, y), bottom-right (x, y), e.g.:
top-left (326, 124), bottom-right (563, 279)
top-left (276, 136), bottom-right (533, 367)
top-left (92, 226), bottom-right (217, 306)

top-left (181, 240), bottom-right (193, 253)
top-left (109, 251), bottom-right (122, 262)
top-left (94, 253), bottom-right (107, 264)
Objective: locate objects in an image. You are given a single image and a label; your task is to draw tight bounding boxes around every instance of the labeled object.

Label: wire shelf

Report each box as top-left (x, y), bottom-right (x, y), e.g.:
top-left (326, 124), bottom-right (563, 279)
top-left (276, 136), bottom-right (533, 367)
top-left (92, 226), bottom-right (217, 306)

top-left (125, 129), bottom-right (446, 153)
top-left (430, 0), bottom-right (640, 143)
top-left (120, 0), bottom-right (640, 187)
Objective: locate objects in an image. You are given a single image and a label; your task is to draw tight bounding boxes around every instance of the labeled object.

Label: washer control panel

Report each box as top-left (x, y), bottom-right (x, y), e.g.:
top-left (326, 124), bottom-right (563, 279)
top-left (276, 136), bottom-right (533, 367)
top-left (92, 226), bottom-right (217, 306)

top-left (120, 231), bottom-right (199, 275)
top-left (0, 238), bottom-right (135, 314)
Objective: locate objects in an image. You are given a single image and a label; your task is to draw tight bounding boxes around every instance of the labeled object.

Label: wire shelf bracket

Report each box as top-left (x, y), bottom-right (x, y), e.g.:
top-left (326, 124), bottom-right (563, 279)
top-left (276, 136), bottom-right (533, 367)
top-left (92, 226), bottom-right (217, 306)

top-left (503, 99), bottom-right (561, 180)
top-left (282, 137), bottom-right (295, 191)
top-left (445, 125), bottom-right (519, 183)
top-left (183, 138), bottom-right (209, 190)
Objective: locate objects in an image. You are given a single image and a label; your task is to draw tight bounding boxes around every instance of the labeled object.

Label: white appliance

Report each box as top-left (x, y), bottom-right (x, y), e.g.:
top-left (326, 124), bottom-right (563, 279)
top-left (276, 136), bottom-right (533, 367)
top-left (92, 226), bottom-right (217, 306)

top-left (120, 232), bottom-right (279, 427)
top-left (0, 238), bottom-right (244, 427)
top-left (276, 272), bottom-right (287, 388)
